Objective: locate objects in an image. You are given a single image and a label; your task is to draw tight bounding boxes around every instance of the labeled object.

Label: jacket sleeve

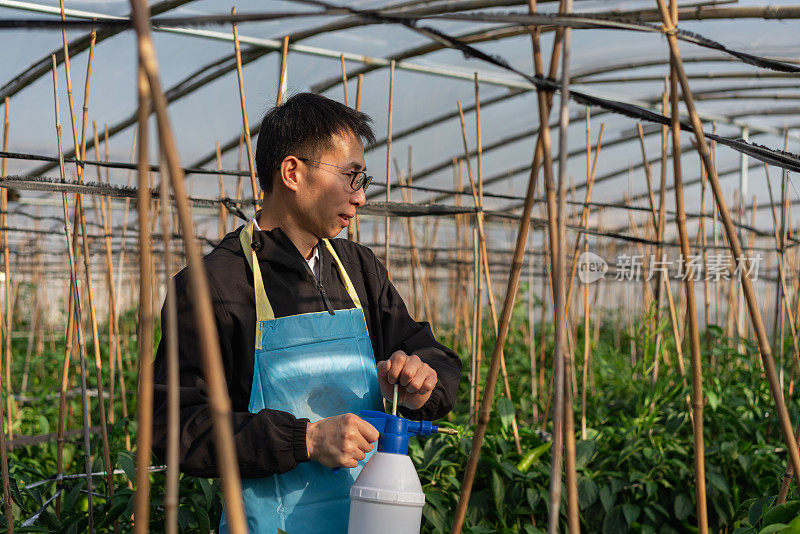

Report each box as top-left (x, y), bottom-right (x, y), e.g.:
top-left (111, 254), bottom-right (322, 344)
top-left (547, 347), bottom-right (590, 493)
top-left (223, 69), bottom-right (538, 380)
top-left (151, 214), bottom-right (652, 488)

top-left (152, 268), bottom-right (309, 479)
top-left (371, 254), bottom-right (462, 421)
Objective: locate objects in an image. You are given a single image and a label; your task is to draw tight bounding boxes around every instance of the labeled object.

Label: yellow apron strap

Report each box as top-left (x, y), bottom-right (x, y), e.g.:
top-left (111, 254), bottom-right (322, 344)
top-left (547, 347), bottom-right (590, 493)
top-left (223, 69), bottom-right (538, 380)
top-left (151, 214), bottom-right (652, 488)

top-left (322, 239), bottom-right (362, 310)
top-left (240, 219), bottom-right (275, 322)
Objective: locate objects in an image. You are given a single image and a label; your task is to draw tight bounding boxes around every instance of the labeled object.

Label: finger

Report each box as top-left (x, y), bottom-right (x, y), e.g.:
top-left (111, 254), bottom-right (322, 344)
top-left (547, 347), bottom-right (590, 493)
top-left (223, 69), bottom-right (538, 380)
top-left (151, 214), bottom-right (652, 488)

top-left (356, 418), bottom-right (380, 443)
top-left (398, 355), bottom-right (422, 387)
top-left (387, 351), bottom-right (407, 384)
top-left (406, 372), bottom-right (427, 394)
top-left (420, 373), bottom-right (438, 394)
top-left (376, 360), bottom-right (389, 377)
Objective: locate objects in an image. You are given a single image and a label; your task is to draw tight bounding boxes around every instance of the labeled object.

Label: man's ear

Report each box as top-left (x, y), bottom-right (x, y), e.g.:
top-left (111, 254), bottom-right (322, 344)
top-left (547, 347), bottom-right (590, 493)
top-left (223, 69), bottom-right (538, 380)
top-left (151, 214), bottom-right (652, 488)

top-left (278, 156), bottom-right (303, 192)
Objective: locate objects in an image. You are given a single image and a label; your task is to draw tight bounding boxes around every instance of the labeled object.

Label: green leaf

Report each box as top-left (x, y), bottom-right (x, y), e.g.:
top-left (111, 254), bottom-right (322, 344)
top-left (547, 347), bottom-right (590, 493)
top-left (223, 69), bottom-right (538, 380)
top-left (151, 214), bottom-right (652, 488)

top-left (603, 506), bottom-right (629, 533)
top-left (517, 442), bottom-right (552, 473)
top-left (526, 488), bottom-right (540, 510)
top-left (707, 390), bottom-right (720, 411)
top-left (708, 471), bottom-right (730, 494)
top-left (623, 503), bottom-right (640, 526)
top-left (600, 485), bottom-right (615, 513)
top-left (491, 470), bottom-right (505, 512)
top-left (198, 477), bottom-right (214, 510)
top-left (117, 451), bottom-right (136, 483)
top-left (578, 477), bottom-right (599, 509)
top-left (674, 494), bottom-right (693, 521)
top-left (758, 524), bottom-right (790, 534)
top-left (763, 501), bottom-right (800, 527)
top-left (575, 440), bottom-right (597, 469)
top-left (497, 397), bottom-right (516, 431)
top-left (751, 498), bottom-right (774, 527)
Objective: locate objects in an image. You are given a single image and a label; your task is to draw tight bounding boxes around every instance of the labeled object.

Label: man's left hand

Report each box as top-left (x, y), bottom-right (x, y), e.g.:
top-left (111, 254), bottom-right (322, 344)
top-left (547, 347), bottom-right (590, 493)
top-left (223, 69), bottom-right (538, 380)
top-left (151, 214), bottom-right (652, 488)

top-left (377, 351), bottom-right (438, 411)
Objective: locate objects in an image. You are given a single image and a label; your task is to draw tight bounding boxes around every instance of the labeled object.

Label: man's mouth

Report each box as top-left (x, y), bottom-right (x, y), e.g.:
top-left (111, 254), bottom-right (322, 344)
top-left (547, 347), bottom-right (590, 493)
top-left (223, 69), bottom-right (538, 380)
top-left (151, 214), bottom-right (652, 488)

top-left (338, 214), bottom-right (353, 226)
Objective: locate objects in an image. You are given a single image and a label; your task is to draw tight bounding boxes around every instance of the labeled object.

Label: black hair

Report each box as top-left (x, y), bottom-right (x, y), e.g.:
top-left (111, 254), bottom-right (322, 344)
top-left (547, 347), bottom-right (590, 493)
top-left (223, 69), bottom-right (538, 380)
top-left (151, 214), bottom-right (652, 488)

top-left (255, 92), bottom-right (376, 194)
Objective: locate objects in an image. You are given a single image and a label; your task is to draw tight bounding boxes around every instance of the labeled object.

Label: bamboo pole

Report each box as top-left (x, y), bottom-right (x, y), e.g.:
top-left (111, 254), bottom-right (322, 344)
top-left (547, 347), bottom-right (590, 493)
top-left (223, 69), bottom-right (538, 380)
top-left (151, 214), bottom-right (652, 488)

top-left (276, 36), bottom-right (289, 106)
top-left (0, 117), bottom-right (13, 437)
top-left (456, 102), bottom-right (522, 454)
top-left (0, 98), bottom-right (12, 442)
top-left (385, 60), bottom-right (395, 277)
top-left (51, 54), bottom-right (94, 533)
top-left (340, 54), bottom-right (349, 106)
top-left (216, 143), bottom-right (227, 241)
top-left (527, 253), bottom-right (539, 421)
top-left (128, 1), bottom-right (248, 531)
top-left (0, 95), bottom-right (13, 534)
top-left (656, 0), bottom-right (800, 488)
top-left (352, 73), bottom-right (364, 242)
top-left (450, 3), bottom-right (566, 530)
top-left (59, 29), bottom-right (115, 502)
top-left (764, 165), bottom-right (800, 386)
top-left (580, 239), bottom-right (589, 440)
top-left (160, 150), bottom-right (180, 534)
top-left (231, 7), bottom-right (259, 209)
top-left (93, 124), bottom-right (119, 426)
top-left (470, 227), bottom-right (480, 425)
top-left (667, 20), bottom-right (709, 532)
top-left (132, 63), bottom-right (154, 534)
top-left (555, 4), bottom-right (579, 530)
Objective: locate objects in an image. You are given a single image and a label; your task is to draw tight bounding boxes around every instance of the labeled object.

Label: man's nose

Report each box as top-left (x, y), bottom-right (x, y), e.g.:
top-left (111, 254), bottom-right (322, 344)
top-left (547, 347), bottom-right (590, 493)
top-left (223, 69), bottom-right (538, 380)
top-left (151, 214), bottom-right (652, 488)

top-left (350, 186), bottom-right (366, 207)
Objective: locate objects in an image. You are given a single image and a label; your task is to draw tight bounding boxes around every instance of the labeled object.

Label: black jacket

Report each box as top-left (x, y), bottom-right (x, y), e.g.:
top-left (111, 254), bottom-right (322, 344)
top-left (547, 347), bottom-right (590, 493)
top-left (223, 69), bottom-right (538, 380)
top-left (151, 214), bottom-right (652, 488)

top-left (152, 225), bottom-right (461, 478)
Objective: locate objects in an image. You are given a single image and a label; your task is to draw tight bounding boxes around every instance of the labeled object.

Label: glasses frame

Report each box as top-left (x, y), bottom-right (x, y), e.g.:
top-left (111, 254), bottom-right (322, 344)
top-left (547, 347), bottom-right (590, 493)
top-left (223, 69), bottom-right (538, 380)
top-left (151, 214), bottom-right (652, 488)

top-left (296, 157), bottom-right (373, 193)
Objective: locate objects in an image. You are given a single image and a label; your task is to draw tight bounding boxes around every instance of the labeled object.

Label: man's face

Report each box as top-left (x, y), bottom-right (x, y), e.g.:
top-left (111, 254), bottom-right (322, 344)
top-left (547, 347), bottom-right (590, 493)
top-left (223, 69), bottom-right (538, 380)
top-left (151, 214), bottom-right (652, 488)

top-left (294, 131), bottom-right (367, 240)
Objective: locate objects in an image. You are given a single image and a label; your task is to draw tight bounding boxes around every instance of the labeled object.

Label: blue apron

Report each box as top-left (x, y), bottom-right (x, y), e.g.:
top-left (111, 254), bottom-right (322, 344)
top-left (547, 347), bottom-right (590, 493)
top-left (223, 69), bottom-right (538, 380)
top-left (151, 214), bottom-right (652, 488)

top-left (220, 219), bottom-right (383, 534)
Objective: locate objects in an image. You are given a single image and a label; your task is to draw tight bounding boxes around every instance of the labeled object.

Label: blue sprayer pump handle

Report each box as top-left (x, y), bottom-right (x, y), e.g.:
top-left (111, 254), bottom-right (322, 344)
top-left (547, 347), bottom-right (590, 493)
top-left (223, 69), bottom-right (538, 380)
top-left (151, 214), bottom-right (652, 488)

top-left (358, 410), bottom-right (439, 455)
top-left (331, 411), bottom-right (440, 473)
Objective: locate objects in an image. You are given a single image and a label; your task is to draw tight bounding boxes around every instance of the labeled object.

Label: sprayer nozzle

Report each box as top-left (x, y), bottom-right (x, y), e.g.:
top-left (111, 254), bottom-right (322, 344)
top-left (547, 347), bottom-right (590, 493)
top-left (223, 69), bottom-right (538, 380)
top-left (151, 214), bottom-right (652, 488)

top-left (437, 427), bottom-right (458, 435)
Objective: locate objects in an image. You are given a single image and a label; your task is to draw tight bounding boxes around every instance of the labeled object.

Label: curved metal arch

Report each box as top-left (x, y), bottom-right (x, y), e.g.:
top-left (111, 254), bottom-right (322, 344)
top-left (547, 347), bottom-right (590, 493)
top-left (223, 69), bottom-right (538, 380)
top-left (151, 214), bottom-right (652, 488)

top-left (25, 0), bottom-right (556, 176)
top-left (0, 0), bottom-right (196, 100)
top-left (416, 83), bottom-right (800, 203)
top-left (366, 87), bottom-right (798, 204)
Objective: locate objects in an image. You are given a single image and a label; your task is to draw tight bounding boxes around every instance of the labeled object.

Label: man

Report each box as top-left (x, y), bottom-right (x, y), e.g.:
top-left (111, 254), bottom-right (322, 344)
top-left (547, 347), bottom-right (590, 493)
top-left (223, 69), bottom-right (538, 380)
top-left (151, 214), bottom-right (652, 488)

top-left (152, 92), bottom-right (461, 533)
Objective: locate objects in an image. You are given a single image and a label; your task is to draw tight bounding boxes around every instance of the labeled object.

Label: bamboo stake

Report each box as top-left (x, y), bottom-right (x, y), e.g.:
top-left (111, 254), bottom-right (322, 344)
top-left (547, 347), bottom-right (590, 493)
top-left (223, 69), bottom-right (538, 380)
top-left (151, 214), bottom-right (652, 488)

top-left (352, 73), bottom-right (364, 242)
top-left (562, 125), bottom-right (604, 315)
top-left (231, 7), bottom-right (259, 208)
top-left (216, 143), bottom-right (227, 241)
top-left (55, 2), bottom-right (101, 518)
top-left (764, 165), bottom-right (800, 385)
top-left (52, 54), bottom-right (94, 533)
top-left (665, 2), bottom-right (708, 528)
top-left (526, 258), bottom-right (539, 419)
top-left (0, 95), bottom-right (13, 534)
top-left (276, 36), bottom-right (289, 106)
top-left (0, 98), bottom-right (12, 442)
top-left (555, 5), bottom-right (579, 530)
top-left (93, 124), bottom-right (119, 425)
top-left (128, 1), bottom-right (248, 531)
top-left (657, 0), bottom-right (800, 488)
top-left (450, 3), bottom-right (567, 529)
top-left (0, 110), bottom-right (13, 435)
top-left (580, 239), bottom-right (589, 440)
top-left (385, 60), bottom-right (395, 277)
top-left (340, 54), bottom-right (349, 106)
top-left (159, 149), bottom-right (180, 534)
top-left (470, 227), bottom-right (480, 425)
top-left (456, 102), bottom-right (522, 454)
top-left (61, 31), bottom-right (115, 503)
top-left (132, 63), bottom-right (154, 534)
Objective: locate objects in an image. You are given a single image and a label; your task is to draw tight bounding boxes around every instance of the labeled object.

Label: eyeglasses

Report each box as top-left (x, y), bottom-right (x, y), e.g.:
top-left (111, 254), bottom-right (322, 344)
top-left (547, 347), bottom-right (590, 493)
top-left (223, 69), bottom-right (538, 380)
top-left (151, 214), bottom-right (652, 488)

top-left (297, 157), bottom-right (373, 193)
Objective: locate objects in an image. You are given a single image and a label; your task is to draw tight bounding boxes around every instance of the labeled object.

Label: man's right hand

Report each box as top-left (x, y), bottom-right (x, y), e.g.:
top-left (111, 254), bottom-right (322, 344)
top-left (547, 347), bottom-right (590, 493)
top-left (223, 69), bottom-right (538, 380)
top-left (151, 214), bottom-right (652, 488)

top-left (306, 413), bottom-right (380, 468)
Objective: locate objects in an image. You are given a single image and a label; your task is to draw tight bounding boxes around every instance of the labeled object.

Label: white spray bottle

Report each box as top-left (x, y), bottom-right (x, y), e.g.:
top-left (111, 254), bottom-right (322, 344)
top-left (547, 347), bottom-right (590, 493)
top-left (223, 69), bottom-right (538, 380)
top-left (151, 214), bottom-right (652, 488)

top-left (347, 409), bottom-right (457, 534)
